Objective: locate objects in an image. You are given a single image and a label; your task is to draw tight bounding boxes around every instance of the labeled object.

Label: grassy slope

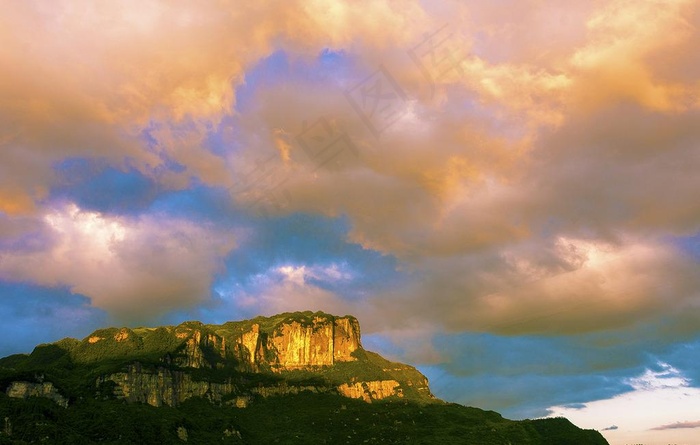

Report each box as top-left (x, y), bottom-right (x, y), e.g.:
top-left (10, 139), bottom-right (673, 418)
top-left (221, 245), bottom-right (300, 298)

top-left (0, 312), bottom-right (609, 444)
top-left (0, 391), bottom-right (607, 445)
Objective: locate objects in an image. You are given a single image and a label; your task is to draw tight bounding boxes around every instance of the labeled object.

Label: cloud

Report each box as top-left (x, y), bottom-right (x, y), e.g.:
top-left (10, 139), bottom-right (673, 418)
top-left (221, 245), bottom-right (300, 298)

top-left (5, 0), bottom-right (699, 335)
top-left (0, 0), bottom-right (434, 213)
top-left (462, 0), bottom-right (594, 65)
top-left (569, 0), bottom-right (698, 111)
top-left (626, 363), bottom-right (690, 391)
top-left (2, 2), bottom-right (700, 433)
top-left (373, 327), bottom-right (700, 420)
top-left (412, 332), bottom-right (642, 418)
top-left (652, 420), bottom-right (700, 431)
top-left (220, 262), bottom-right (358, 320)
top-left (0, 203), bottom-right (236, 322)
top-left (0, 282), bottom-right (107, 356)
top-left (547, 363), bottom-right (700, 445)
top-left (276, 263), bottom-right (354, 286)
top-left (216, 212), bottom-right (404, 293)
top-left (215, 1), bottom-right (700, 342)
top-left (421, 363), bottom-right (633, 419)
top-left (366, 236), bottom-right (700, 337)
top-left (50, 159), bottom-right (159, 215)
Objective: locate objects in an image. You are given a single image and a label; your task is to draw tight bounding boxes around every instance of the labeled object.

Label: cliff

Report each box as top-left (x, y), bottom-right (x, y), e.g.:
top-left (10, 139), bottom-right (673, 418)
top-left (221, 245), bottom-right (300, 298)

top-left (2, 311), bottom-right (430, 408)
top-left (221, 312), bottom-right (362, 370)
top-left (0, 311), bottom-right (609, 445)
top-left (5, 381), bottom-right (68, 408)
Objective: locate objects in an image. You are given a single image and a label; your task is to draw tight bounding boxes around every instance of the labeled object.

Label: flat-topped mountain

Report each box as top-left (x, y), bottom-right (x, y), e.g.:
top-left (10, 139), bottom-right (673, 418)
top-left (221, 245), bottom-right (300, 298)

top-left (0, 311), bottom-right (608, 444)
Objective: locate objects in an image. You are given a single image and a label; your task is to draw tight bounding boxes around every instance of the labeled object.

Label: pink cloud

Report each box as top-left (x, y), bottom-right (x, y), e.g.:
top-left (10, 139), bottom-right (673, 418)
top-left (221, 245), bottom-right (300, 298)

top-left (0, 204), bottom-right (236, 322)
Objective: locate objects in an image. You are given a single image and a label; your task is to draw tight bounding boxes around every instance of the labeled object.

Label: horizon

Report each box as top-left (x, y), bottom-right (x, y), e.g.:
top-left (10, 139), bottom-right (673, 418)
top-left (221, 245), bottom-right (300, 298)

top-left (1, 2), bottom-right (699, 444)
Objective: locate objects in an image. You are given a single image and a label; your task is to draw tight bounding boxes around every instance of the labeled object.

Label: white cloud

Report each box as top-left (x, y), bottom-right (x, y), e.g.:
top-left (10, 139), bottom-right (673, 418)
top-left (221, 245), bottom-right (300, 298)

top-left (276, 263), bottom-right (354, 286)
top-left (0, 203), bottom-right (236, 321)
top-left (626, 363), bottom-right (690, 391)
top-left (213, 261), bottom-right (361, 320)
top-left (276, 265), bottom-right (309, 286)
top-left (548, 363), bottom-right (700, 445)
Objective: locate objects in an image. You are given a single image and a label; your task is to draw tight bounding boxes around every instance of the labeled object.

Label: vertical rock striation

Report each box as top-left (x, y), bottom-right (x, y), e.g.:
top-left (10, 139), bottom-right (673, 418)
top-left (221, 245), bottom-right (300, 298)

top-left (11, 312), bottom-right (432, 408)
top-left (97, 363), bottom-right (236, 407)
top-left (6, 381), bottom-right (69, 408)
top-left (230, 314), bottom-right (362, 370)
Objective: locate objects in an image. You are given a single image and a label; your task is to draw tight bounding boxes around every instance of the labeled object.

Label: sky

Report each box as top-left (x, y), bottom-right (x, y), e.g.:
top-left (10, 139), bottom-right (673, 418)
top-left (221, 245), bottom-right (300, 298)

top-left (0, 1), bottom-right (699, 443)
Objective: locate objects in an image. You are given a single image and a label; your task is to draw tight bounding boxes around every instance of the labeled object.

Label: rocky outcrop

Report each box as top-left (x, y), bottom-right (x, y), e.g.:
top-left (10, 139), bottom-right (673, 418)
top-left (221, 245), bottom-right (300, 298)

top-left (237, 324), bottom-right (260, 366)
top-left (6, 381), bottom-right (68, 408)
top-left (97, 365), bottom-right (407, 407)
top-left (0, 311), bottom-right (610, 445)
top-left (110, 313), bottom-right (364, 373)
top-left (86, 313), bottom-right (405, 407)
top-left (96, 363), bottom-right (236, 407)
top-left (230, 314), bottom-right (361, 371)
top-left (380, 364), bottom-right (433, 398)
top-left (97, 365), bottom-right (337, 407)
top-left (333, 316), bottom-right (361, 362)
top-left (268, 319), bottom-right (335, 368)
top-left (337, 380), bottom-right (403, 402)
top-left (173, 323), bottom-right (227, 369)
top-left (6, 312), bottom-right (431, 408)
top-left (266, 315), bottom-right (361, 369)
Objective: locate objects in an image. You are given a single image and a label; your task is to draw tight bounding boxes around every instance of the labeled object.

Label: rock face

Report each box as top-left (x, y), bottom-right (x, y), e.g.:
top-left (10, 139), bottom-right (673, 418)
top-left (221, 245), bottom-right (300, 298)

top-left (233, 315), bottom-right (361, 370)
top-left (333, 316), bottom-right (361, 361)
top-left (96, 363), bottom-right (236, 407)
top-left (87, 313), bottom-right (418, 407)
top-left (6, 381), bottom-right (68, 408)
top-left (132, 313), bottom-right (363, 373)
top-left (0, 311), bottom-right (611, 445)
top-left (172, 322), bottom-right (227, 369)
top-left (337, 380), bottom-right (402, 402)
top-left (2, 312), bottom-right (432, 409)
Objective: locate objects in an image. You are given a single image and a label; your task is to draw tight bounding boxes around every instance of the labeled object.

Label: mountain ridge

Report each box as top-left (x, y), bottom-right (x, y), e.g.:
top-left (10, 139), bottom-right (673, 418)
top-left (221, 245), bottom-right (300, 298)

top-left (0, 311), bottom-right (609, 444)
top-left (1, 311), bottom-right (433, 407)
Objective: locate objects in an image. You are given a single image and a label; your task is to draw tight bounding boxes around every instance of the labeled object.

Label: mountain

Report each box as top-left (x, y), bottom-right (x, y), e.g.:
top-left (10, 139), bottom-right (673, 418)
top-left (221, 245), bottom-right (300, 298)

top-left (0, 311), bottom-right (608, 444)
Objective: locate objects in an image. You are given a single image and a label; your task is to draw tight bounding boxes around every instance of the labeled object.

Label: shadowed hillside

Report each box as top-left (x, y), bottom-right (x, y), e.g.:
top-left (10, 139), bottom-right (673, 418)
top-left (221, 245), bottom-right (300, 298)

top-left (0, 311), bottom-right (608, 444)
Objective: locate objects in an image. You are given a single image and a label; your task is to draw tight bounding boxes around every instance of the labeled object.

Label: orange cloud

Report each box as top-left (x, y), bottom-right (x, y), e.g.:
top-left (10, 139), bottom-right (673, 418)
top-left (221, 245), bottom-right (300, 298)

top-left (0, 187), bottom-right (38, 216)
top-left (0, 0), bottom-right (433, 207)
top-left (0, 204), bottom-right (236, 322)
top-left (2, 0), bottom-right (700, 337)
top-left (569, 0), bottom-right (698, 112)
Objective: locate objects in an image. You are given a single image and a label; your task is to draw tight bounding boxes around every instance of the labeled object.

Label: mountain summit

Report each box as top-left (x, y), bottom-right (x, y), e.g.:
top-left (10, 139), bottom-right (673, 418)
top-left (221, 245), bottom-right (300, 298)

top-left (0, 311), bottom-right (608, 444)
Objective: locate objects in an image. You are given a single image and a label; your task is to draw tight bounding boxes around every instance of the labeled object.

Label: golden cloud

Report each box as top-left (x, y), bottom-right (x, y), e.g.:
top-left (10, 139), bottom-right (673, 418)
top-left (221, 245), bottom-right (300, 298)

top-left (2, 0), bottom-right (699, 336)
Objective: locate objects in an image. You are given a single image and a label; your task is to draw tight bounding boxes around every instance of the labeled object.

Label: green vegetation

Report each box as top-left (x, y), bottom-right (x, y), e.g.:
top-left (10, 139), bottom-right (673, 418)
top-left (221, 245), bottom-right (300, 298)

top-left (274, 350), bottom-right (431, 400)
top-left (0, 312), bottom-right (608, 444)
top-left (0, 392), bottom-right (608, 445)
top-left (215, 311), bottom-right (350, 338)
